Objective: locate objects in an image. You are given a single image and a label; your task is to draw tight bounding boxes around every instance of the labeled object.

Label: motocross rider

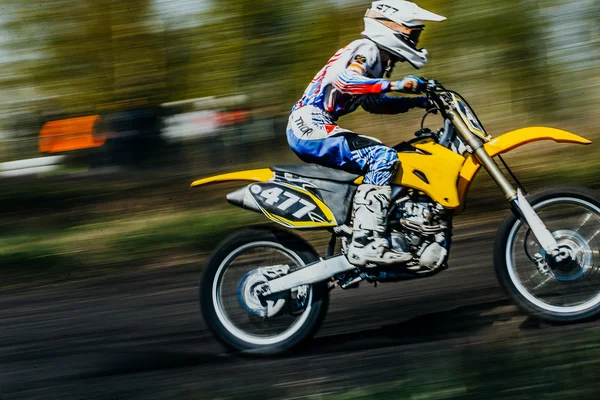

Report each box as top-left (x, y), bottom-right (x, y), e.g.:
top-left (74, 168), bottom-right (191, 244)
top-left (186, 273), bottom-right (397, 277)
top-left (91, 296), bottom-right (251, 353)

top-left (286, 1), bottom-right (446, 266)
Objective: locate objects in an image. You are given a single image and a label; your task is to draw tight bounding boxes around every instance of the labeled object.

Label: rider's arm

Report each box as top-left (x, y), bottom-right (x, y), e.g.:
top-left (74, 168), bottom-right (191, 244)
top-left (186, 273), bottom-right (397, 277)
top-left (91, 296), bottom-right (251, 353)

top-left (333, 44), bottom-right (427, 97)
top-left (361, 94), bottom-right (428, 115)
top-left (334, 67), bottom-right (427, 96)
top-left (332, 46), bottom-right (396, 94)
top-left (333, 67), bottom-right (392, 95)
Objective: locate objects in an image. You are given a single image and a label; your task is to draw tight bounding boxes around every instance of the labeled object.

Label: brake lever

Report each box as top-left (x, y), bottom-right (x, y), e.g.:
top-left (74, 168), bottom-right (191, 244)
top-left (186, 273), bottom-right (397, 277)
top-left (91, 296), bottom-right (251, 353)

top-left (425, 81), bottom-right (449, 118)
top-left (426, 79), bottom-right (441, 92)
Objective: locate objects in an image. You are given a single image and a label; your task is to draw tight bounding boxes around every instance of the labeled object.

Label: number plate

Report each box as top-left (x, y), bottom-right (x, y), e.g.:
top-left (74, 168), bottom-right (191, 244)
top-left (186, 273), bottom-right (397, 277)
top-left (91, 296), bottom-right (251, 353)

top-left (248, 182), bottom-right (337, 228)
top-left (451, 93), bottom-right (492, 141)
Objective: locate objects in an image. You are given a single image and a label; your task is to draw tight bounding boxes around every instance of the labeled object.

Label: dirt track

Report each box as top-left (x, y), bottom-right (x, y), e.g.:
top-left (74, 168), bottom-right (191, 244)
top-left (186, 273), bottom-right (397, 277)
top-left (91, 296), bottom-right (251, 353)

top-left (2, 219), bottom-right (600, 400)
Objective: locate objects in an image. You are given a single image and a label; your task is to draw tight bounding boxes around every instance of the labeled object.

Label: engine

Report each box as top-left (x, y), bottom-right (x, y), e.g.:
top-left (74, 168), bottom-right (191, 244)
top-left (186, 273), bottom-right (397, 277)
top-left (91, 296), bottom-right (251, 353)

top-left (390, 193), bottom-right (450, 271)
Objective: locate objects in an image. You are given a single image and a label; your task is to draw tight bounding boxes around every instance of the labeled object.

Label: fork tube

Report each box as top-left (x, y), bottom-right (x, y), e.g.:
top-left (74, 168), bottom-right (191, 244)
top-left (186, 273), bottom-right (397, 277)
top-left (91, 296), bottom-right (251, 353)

top-left (447, 108), bottom-right (558, 253)
top-left (448, 112), bottom-right (518, 202)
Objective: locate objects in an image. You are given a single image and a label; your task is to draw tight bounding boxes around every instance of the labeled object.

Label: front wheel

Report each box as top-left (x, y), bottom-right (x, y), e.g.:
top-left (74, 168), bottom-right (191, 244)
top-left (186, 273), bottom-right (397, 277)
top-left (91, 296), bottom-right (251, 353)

top-left (200, 227), bottom-right (329, 354)
top-left (495, 186), bottom-right (600, 323)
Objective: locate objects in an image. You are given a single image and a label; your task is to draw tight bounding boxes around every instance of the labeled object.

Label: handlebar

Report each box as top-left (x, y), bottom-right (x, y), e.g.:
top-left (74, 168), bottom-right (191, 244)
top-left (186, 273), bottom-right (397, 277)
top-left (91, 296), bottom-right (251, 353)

top-left (418, 79), bottom-right (490, 143)
top-left (424, 79), bottom-right (449, 119)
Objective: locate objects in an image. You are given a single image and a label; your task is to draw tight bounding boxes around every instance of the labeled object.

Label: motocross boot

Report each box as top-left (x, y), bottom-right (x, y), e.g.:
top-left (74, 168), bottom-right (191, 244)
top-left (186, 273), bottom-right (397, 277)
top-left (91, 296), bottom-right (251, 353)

top-left (346, 184), bottom-right (413, 267)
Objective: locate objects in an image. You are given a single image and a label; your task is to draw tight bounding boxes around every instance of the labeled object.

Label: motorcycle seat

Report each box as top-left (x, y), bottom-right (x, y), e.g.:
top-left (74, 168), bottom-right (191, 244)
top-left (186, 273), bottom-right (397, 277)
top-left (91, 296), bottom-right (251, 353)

top-left (270, 164), bottom-right (361, 183)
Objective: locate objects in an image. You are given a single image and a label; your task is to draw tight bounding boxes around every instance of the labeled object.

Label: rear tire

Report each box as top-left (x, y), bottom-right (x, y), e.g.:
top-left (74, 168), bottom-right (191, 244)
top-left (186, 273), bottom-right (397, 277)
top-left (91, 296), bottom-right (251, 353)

top-left (200, 227), bottom-right (329, 354)
top-left (494, 186), bottom-right (600, 323)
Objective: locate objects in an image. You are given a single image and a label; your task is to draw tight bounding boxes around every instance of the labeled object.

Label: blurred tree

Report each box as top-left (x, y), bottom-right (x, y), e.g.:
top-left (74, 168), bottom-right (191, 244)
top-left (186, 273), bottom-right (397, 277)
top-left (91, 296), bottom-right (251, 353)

top-left (183, 0), bottom-right (341, 106)
top-left (1, 0), bottom-right (599, 147)
top-left (2, 0), bottom-right (167, 114)
top-left (415, 0), bottom-right (556, 113)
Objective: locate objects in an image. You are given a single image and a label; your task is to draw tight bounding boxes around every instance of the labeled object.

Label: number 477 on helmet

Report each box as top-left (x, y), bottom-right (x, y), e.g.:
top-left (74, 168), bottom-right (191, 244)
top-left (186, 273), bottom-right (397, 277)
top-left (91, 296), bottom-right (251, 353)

top-left (362, 0), bottom-right (446, 69)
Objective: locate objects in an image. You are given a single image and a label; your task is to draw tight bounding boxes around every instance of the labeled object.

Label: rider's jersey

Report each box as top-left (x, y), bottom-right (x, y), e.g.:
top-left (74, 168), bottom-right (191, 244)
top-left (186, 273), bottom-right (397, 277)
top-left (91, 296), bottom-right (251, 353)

top-left (293, 39), bottom-right (394, 121)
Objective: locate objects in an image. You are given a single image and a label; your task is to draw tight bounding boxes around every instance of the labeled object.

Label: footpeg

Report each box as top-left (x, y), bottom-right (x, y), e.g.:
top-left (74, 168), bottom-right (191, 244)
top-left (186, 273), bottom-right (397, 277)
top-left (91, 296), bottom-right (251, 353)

top-left (340, 275), bottom-right (364, 289)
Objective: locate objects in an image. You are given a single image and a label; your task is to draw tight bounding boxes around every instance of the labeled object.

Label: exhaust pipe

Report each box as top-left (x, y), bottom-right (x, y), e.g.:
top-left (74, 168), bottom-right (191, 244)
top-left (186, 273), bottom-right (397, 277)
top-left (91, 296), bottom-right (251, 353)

top-left (226, 187), bottom-right (262, 213)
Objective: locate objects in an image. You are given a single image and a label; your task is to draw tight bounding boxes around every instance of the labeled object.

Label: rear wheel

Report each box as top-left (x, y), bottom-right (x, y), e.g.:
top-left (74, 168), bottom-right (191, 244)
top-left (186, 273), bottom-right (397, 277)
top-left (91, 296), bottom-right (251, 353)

top-left (200, 227), bottom-right (329, 354)
top-left (495, 186), bottom-right (600, 322)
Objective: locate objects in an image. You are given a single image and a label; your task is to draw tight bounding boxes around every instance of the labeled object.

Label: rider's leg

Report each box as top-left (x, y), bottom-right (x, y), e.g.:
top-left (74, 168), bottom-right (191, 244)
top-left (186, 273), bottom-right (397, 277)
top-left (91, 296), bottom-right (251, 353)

top-left (286, 106), bottom-right (361, 170)
top-left (345, 145), bottom-right (412, 266)
top-left (286, 107), bottom-right (410, 266)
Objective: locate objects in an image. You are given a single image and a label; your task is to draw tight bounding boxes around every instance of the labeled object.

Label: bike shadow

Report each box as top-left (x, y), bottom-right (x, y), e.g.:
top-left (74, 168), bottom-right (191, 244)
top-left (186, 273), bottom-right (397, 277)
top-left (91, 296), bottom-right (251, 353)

top-left (303, 298), bottom-right (529, 355)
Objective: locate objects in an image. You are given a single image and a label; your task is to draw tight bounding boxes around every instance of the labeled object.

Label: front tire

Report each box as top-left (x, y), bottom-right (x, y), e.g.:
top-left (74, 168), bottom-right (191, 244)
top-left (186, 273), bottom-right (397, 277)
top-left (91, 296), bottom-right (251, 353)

top-left (495, 186), bottom-right (600, 323)
top-left (200, 227), bottom-right (329, 354)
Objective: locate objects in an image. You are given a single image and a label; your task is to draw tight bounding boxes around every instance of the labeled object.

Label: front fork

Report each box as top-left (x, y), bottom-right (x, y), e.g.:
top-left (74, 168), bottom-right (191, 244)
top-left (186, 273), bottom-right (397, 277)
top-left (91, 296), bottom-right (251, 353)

top-left (450, 113), bottom-right (562, 258)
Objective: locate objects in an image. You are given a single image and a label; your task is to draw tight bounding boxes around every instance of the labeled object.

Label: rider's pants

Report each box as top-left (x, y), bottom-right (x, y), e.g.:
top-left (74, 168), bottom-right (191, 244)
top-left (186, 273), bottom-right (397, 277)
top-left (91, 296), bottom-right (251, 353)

top-left (286, 105), bottom-right (399, 186)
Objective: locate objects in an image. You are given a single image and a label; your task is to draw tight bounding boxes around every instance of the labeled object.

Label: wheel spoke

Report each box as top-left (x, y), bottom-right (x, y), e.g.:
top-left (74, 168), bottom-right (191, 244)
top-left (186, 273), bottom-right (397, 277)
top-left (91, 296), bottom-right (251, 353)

top-left (533, 276), bottom-right (553, 291)
top-left (574, 212), bottom-right (592, 232)
top-left (586, 228), bottom-right (600, 244)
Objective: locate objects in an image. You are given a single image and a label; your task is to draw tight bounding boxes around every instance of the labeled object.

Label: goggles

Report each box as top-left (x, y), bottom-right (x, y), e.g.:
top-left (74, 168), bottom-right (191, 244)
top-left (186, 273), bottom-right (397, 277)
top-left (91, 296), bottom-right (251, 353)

top-left (365, 8), bottom-right (423, 46)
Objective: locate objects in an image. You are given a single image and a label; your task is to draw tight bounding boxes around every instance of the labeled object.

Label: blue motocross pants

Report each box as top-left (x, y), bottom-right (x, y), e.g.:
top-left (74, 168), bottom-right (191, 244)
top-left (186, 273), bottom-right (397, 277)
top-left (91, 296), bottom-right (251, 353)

top-left (286, 105), bottom-right (399, 186)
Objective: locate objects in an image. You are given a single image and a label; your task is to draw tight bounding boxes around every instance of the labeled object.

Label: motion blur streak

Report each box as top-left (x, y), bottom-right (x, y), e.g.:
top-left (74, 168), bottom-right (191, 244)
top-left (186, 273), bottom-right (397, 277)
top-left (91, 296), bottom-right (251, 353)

top-left (1, 1), bottom-right (600, 399)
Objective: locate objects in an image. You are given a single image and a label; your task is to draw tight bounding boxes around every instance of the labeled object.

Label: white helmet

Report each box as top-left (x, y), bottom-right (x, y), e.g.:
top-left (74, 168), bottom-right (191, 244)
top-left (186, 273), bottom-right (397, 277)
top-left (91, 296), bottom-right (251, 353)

top-left (361, 1), bottom-right (446, 69)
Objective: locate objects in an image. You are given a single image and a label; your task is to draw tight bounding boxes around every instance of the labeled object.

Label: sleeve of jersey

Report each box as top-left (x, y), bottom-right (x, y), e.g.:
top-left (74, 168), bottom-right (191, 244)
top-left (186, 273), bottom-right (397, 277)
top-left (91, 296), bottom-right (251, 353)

top-left (361, 95), bottom-right (426, 114)
top-left (333, 67), bottom-right (391, 95)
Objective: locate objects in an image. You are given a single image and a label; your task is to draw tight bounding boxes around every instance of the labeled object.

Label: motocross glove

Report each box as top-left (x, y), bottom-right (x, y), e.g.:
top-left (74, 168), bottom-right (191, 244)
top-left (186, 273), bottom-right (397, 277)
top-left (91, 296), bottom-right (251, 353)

top-left (414, 96), bottom-right (430, 109)
top-left (393, 76), bottom-right (428, 94)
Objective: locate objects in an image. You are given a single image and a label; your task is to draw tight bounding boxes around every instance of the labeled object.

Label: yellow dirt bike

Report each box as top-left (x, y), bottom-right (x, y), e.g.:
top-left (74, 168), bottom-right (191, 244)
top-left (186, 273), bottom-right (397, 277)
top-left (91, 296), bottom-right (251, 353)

top-left (192, 81), bottom-right (600, 354)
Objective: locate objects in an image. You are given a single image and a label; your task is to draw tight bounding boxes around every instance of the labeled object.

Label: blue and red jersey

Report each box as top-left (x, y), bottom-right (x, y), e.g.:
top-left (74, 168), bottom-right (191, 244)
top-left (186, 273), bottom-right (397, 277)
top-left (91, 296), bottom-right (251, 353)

top-left (293, 39), bottom-right (421, 121)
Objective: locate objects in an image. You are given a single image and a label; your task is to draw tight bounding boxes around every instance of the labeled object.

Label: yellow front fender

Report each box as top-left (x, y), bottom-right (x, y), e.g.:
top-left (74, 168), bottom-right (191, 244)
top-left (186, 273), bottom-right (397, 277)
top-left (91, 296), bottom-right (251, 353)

top-left (484, 127), bottom-right (591, 157)
top-left (457, 127), bottom-right (591, 213)
top-left (190, 168), bottom-right (274, 187)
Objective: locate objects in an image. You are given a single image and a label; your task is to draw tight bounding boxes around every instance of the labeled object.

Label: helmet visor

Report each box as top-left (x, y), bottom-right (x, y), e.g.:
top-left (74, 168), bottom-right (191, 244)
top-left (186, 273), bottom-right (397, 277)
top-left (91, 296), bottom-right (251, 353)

top-left (365, 8), bottom-right (423, 48)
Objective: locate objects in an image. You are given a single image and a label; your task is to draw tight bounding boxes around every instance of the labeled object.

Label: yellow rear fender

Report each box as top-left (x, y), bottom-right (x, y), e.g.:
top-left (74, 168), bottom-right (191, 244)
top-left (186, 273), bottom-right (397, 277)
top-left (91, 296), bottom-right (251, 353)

top-left (456, 127), bottom-right (591, 213)
top-left (190, 168), bottom-right (274, 187)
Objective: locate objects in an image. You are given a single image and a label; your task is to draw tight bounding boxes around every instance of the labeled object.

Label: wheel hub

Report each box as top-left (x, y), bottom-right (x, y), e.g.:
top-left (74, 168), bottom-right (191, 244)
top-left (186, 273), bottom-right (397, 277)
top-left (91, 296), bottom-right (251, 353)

top-left (237, 270), bottom-right (286, 318)
top-left (548, 230), bottom-right (592, 282)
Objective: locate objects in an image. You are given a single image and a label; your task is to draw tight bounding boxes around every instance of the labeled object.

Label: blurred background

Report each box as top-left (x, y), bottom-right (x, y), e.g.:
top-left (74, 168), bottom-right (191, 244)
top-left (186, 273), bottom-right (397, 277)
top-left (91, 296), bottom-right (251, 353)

top-left (1, 1), bottom-right (600, 399)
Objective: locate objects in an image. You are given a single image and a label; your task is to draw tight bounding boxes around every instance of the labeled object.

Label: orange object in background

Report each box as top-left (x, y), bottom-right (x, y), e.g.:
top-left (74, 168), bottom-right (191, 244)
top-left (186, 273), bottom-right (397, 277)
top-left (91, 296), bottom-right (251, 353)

top-left (39, 115), bottom-right (105, 153)
top-left (217, 110), bottom-right (249, 127)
